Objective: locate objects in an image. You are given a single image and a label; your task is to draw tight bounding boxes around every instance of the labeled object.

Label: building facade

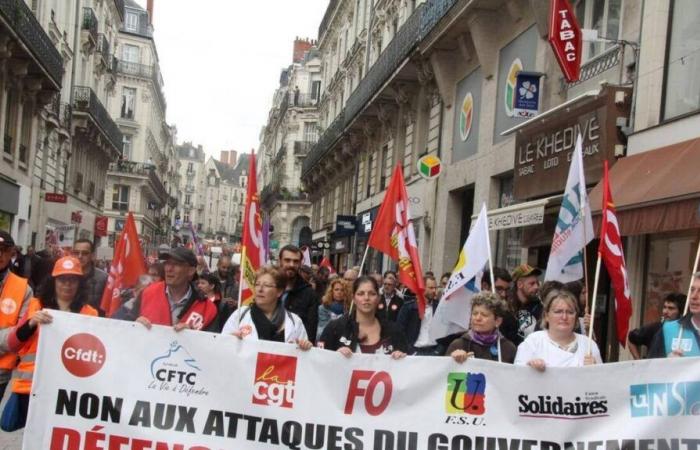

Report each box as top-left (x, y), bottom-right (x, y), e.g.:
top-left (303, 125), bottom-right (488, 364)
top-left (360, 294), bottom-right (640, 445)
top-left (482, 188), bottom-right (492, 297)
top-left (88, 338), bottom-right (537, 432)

top-left (104, 0), bottom-right (177, 255)
top-left (259, 38), bottom-right (321, 253)
top-left (175, 141), bottom-right (206, 245)
top-left (201, 155), bottom-right (248, 242)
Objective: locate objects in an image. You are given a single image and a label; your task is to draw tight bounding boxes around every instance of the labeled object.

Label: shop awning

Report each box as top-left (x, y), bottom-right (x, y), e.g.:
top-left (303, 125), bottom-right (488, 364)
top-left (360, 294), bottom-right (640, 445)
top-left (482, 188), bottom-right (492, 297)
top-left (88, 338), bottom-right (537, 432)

top-left (471, 196), bottom-right (560, 231)
top-left (588, 137), bottom-right (700, 235)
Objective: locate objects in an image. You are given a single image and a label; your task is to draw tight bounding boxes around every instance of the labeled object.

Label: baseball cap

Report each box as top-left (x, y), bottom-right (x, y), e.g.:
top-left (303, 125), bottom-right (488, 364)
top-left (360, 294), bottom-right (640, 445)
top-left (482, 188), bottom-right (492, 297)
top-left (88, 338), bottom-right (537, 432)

top-left (0, 231), bottom-right (15, 248)
top-left (159, 247), bottom-right (197, 267)
top-left (52, 256), bottom-right (83, 277)
top-left (511, 264), bottom-right (542, 281)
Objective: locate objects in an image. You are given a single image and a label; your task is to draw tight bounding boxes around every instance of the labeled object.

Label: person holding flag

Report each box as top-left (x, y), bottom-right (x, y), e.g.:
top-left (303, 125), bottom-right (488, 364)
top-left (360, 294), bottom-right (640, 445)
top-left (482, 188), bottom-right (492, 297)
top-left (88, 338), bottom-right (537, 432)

top-left (238, 151), bottom-right (266, 308)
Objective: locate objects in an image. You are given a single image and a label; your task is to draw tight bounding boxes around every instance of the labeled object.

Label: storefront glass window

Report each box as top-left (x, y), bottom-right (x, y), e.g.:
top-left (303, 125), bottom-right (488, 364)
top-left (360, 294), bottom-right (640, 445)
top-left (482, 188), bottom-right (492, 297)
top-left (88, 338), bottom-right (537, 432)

top-left (0, 211), bottom-right (11, 232)
top-left (495, 177), bottom-right (523, 271)
top-left (663, 0), bottom-right (700, 120)
top-left (643, 230), bottom-right (699, 324)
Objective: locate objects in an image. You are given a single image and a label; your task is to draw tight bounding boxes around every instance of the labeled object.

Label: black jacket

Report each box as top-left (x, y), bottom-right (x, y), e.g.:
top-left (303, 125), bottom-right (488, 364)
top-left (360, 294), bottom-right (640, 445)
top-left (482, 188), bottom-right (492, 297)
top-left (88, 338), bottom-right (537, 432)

top-left (284, 276), bottom-right (320, 342)
top-left (396, 297), bottom-right (439, 352)
top-left (319, 313), bottom-right (408, 354)
top-left (212, 270), bottom-right (238, 300)
top-left (648, 315), bottom-right (700, 358)
top-left (376, 292), bottom-right (404, 322)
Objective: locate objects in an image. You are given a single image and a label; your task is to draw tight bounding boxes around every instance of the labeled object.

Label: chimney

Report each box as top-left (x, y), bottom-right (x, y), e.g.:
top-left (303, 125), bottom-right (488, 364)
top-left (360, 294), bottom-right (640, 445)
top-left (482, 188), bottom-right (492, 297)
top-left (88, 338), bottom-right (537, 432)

top-left (220, 150), bottom-right (229, 165)
top-left (230, 151), bottom-right (237, 167)
top-left (147, 0), bottom-right (154, 24)
top-left (292, 37), bottom-right (313, 63)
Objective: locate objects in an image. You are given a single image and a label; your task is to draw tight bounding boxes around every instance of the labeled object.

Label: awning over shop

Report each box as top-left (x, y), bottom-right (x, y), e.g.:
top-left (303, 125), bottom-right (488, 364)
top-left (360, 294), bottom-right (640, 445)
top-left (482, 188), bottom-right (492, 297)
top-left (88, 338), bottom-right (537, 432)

top-left (588, 137), bottom-right (700, 235)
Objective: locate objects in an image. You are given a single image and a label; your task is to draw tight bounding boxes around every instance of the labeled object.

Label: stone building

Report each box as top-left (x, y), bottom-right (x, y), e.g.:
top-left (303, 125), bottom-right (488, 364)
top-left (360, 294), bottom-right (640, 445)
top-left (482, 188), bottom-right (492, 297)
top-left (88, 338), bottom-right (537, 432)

top-left (201, 154), bottom-right (248, 242)
top-left (259, 38), bottom-right (321, 252)
top-left (104, 0), bottom-right (177, 254)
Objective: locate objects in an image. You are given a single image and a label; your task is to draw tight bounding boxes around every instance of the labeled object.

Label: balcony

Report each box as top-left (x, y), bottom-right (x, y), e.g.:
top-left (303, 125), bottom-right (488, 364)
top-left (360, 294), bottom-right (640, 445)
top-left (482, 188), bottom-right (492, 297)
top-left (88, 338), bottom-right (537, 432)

top-left (0, 0), bottom-right (64, 88)
top-left (46, 95), bottom-right (71, 128)
top-left (419, 0), bottom-right (458, 39)
top-left (72, 86), bottom-right (123, 155)
top-left (96, 34), bottom-right (111, 70)
top-left (108, 161), bottom-right (168, 203)
top-left (294, 141), bottom-right (314, 156)
top-left (81, 7), bottom-right (98, 47)
top-left (301, 108), bottom-right (345, 176)
top-left (288, 93), bottom-right (318, 108)
top-left (115, 60), bottom-right (166, 110)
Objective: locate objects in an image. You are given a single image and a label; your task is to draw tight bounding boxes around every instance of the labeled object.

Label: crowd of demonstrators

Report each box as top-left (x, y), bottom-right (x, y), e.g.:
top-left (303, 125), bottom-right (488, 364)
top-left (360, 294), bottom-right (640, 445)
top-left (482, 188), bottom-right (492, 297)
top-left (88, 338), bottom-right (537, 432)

top-left (628, 293), bottom-right (684, 359)
top-left (317, 278), bottom-right (351, 338)
top-left (397, 275), bottom-right (440, 355)
top-left (318, 276), bottom-right (407, 358)
top-left (221, 266), bottom-right (311, 349)
top-left (649, 273), bottom-right (700, 358)
top-left (3, 257), bottom-right (98, 430)
top-left (515, 290), bottom-right (602, 369)
top-left (448, 292), bottom-right (517, 364)
top-left (71, 239), bottom-right (108, 314)
top-left (278, 245), bottom-right (320, 342)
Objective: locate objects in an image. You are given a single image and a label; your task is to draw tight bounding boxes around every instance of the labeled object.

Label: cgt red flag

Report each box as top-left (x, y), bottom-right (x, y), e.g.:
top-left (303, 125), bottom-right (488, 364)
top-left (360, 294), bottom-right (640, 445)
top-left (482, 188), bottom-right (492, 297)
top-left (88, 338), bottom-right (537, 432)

top-left (100, 212), bottom-right (147, 316)
top-left (368, 165), bottom-right (426, 317)
top-left (598, 161), bottom-right (633, 346)
top-left (239, 151), bottom-right (264, 307)
top-left (320, 257), bottom-right (336, 274)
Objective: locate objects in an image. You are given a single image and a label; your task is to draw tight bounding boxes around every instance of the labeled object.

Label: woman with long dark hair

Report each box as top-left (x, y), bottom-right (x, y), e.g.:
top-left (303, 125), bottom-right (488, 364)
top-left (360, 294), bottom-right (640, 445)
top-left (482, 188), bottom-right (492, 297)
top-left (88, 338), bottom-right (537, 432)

top-left (3, 257), bottom-right (98, 430)
top-left (319, 276), bottom-right (407, 358)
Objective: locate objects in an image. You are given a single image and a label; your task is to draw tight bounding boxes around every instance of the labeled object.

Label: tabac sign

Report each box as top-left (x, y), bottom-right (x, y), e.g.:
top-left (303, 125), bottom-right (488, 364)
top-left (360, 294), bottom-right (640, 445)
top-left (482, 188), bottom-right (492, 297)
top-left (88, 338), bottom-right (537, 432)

top-left (513, 86), bottom-right (631, 200)
top-left (548, 0), bottom-right (582, 82)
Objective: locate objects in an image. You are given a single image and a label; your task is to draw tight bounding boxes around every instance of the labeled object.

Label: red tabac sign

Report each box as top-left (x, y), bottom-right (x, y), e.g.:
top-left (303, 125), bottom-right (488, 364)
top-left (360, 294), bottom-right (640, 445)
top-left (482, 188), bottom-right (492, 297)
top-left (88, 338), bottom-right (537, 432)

top-left (45, 193), bottom-right (67, 203)
top-left (94, 216), bottom-right (108, 237)
top-left (548, 0), bottom-right (582, 82)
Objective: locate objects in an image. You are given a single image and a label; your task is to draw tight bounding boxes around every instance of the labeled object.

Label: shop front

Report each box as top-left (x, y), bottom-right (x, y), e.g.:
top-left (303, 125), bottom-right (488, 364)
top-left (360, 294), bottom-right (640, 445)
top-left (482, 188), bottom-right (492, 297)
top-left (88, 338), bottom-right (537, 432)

top-left (355, 206), bottom-right (381, 273)
top-left (0, 177), bottom-right (19, 233)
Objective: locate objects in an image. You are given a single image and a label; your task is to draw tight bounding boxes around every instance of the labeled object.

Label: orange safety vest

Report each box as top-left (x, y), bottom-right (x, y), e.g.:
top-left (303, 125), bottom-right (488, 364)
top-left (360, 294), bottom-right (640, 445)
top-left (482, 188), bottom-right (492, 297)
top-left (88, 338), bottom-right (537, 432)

top-left (0, 272), bottom-right (29, 370)
top-left (11, 299), bottom-right (98, 394)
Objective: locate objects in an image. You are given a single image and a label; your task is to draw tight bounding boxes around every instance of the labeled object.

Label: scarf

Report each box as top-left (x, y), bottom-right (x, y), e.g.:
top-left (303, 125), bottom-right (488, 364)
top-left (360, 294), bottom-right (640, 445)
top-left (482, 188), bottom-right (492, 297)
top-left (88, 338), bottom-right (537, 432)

top-left (250, 303), bottom-right (286, 342)
top-left (468, 329), bottom-right (500, 347)
top-left (329, 302), bottom-right (344, 316)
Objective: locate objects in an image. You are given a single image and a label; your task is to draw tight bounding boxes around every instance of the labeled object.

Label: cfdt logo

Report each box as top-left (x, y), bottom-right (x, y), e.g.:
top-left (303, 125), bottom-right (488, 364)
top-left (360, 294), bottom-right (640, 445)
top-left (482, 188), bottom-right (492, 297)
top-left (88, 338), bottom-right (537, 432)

top-left (252, 353), bottom-right (297, 408)
top-left (344, 370), bottom-right (393, 416)
top-left (446, 372), bottom-right (486, 415)
top-left (61, 333), bottom-right (106, 378)
top-left (630, 382), bottom-right (700, 417)
top-left (148, 341), bottom-right (208, 397)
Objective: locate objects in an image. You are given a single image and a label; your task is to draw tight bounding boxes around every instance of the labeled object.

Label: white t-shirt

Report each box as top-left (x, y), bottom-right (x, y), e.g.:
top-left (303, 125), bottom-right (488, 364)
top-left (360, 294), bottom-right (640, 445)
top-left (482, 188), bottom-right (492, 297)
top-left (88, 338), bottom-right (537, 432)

top-left (514, 330), bottom-right (602, 368)
top-left (414, 305), bottom-right (436, 348)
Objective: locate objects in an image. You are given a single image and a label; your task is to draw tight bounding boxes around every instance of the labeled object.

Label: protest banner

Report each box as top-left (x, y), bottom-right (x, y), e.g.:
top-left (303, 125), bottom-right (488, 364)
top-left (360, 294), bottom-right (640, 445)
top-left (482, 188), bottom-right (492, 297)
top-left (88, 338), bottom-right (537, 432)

top-left (26, 312), bottom-right (700, 450)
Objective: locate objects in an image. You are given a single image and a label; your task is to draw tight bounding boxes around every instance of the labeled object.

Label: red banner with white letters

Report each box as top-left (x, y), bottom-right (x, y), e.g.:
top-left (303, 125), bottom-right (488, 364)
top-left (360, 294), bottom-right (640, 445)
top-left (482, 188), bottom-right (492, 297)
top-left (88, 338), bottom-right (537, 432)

top-left (548, 0), bottom-right (582, 82)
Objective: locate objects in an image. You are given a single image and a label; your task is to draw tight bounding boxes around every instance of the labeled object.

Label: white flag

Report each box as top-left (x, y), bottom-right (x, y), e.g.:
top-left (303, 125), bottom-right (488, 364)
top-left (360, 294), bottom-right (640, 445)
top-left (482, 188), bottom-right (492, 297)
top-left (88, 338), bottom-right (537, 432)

top-left (544, 134), bottom-right (594, 283)
top-left (430, 204), bottom-right (491, 341)
top-left (301, 246), bottom-right (311, 267)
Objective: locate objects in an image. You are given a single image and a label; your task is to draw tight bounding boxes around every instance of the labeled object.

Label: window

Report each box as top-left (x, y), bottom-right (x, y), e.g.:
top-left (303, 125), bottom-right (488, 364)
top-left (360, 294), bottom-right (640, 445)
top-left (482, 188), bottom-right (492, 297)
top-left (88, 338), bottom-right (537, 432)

top-left (187, 162), bottom-right (193, 173)
top-left (121, 87), bottom-right (136, 119)
top-left (125, 11), bottom-right (139, 32)
top-left (573, 0), bottom-right (622, 61)
top-left (380, 145), bottom-right (389, 191)
top-left (663, 0), bottom-right (700, 119)
top-left (122, 135), bottom-right (132, 160)
top-left (122, 44), bottom-right (140, 63)
top-left (311, 81), bottom-right (321, 101)
top-left (185, 194), bottom-right (191, 205)
top-left (112, 185), bottom-right (129, 211)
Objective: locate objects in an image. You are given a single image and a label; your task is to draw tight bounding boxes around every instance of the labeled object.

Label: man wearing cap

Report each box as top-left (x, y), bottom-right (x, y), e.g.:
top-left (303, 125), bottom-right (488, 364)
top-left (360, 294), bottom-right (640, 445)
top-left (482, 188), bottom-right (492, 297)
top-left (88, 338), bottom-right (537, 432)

top-left (72, 239), bottom-right (108, 313)
top-left (500, 264), bottom-right (542, 346)
top-left (0, 231), bottom-right (33, 399)
top-left (134, 247), bottom-right (218, 332)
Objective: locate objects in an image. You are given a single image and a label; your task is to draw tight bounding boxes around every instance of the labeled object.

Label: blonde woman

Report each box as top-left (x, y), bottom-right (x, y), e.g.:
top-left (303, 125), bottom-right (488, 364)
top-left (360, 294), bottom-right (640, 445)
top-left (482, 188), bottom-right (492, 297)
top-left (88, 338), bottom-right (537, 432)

top-left (317, 278), bottom-right (350, 337)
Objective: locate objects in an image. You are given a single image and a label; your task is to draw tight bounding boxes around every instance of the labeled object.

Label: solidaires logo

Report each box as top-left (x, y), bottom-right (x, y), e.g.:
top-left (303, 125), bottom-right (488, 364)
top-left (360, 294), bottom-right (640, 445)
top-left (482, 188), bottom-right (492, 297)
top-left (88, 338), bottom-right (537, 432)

top-left (445, 372), bottom-right (486, 415)
top-left (459, 92), bottom-right (474, 141)
top-left (504, 58), bottom-right (523, 117)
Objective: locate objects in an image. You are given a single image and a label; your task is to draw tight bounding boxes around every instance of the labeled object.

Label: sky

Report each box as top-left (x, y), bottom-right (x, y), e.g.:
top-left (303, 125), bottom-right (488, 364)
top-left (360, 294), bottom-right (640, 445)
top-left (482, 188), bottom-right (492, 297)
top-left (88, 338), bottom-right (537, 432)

top-left (133, 0), bottom-right (328, 159)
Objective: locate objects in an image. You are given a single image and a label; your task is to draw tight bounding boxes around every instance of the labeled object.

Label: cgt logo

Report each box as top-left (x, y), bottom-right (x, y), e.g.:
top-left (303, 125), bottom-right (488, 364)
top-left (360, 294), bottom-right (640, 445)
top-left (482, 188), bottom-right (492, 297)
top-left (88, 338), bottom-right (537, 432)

top-left (252, 353), bottom-right (297, 408)
top-left (445, 372), bottom-right (486, 415)
top-left (344, 370), bottom-right (393, 416)
top-left (630, 382), bottom-right (700, 417)
top-left (61, 333), bottom-right (106, 378)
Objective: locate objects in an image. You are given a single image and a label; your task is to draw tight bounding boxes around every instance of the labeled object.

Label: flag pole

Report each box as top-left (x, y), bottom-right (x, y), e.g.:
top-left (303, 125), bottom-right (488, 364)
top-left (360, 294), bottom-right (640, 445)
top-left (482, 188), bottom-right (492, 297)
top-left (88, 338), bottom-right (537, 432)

top-left (587, 253), bottom-right (602, 355)
top-left (582, 203), bottom-right (591, 313)
top-left (675, 240), bottom-right (700, 350)
top-left (236, 246), bottom-right (247, 326)
top-left (358, 244), bottom-right (370, 276)
top-left (482, 204), bottom-right (496, 293)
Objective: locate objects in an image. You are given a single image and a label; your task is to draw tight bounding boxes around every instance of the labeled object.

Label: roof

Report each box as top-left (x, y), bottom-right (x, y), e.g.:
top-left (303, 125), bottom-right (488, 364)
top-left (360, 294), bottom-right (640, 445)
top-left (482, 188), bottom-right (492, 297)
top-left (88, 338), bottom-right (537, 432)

top-left (176, 142), bottom-right (205, 161)
top-left (211, 153), bottom-right (250, 186)
top-left (124, 0), bottom-right (145, 10)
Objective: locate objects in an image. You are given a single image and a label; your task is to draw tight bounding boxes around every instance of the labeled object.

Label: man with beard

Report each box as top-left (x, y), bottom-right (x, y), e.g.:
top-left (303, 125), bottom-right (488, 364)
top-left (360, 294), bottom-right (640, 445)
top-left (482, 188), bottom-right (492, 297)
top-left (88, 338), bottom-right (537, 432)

top-left (212, 255), bottom-right (238, 325)
top-left (500, 264), bottom-right (542, 346)
top-left (279, 245), bottom-right (320, 342)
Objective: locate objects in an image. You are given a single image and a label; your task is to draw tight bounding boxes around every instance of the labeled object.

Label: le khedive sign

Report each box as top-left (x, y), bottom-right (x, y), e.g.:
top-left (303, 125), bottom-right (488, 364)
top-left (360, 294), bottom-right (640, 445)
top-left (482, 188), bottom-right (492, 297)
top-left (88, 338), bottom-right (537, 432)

top-left (513, 86), bottom-right (631, 200)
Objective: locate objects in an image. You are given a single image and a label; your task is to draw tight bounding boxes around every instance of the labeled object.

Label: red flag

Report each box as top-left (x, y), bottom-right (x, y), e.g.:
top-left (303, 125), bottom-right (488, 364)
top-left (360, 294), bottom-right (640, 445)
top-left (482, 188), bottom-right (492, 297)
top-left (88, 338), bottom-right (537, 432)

top-left (598, 161), bottom-right (633, 346)
top-left (239, 151), bottom-right (264, 306)
top-left (320, 257), bottom-right (336, 274)
top-left (367, 165), bottom-right (426, 317)
top-left (100, 212), bottom-right (147, 316)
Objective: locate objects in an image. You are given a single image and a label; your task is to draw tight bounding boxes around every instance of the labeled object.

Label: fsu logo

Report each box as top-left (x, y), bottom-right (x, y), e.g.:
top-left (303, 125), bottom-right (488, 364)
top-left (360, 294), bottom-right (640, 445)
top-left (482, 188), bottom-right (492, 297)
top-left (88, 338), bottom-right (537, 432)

top-left (445, 372), bottom-right (486, 415)
top-left (252, 353), bottom-right (297, 408)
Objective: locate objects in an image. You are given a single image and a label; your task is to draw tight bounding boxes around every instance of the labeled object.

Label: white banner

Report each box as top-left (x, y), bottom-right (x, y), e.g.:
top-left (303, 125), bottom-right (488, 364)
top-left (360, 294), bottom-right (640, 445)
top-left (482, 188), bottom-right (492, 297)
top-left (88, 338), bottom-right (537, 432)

top-left (26, 312), bottom-right (700, 449)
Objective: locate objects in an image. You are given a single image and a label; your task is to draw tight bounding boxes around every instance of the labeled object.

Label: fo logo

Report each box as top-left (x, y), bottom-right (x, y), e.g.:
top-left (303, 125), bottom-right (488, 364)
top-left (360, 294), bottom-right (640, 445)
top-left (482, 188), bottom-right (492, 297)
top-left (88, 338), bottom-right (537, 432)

top-left (344, 370), bottom-right (393, 416)
top-left (61, 333), bottom-right (106, 378)
top-left (445, 372), bottom-right (486, 415)
top-left (252, 353), bottom-right (297, 408)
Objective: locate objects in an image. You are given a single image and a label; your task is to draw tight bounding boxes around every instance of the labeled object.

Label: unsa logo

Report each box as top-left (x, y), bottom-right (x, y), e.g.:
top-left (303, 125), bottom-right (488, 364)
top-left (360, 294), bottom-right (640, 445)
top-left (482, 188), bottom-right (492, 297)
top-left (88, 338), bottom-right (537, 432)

top-left (252, 353), bottom-right (297, 408)
top-left (445, 372), bottom-right (486, 415)
top-left (61, 333), bottom-right (106, 378)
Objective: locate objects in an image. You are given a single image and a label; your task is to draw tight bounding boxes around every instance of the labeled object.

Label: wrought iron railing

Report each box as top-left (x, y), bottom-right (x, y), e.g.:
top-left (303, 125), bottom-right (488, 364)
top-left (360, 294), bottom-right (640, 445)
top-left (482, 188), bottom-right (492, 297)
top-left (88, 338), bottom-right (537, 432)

top-left (96, 33), bottom-right (110, 66)
top-left (116, 60), bottom-right (152, 78)
top-left (108, 161), bottom-right (167, 200)
top-left (72, 86), bottom-right (123, 154)
top-left (81, 7), bottom-right (97, 43)
top-left (0, 0), bottom-right (64, 87)
top-left (419, 0), bottom-right (458, 39)
top-left (301, 108), bottom-right (345, 175)
top-left (566, 45), bottom-right (621, 89)
top-left (288, 93), bottom-right (318, 108)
